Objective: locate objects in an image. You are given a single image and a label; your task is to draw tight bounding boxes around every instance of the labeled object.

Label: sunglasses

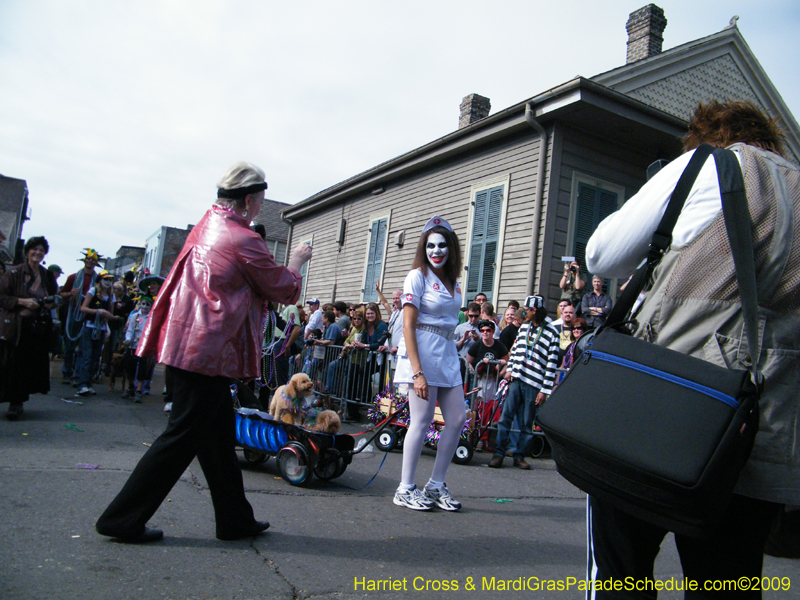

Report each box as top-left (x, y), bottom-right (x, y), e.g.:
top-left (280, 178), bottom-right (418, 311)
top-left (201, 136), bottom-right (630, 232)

top-left (468, 314), bottom-right (479, 319)
top-left (480, 328), bottom-right (494, 333)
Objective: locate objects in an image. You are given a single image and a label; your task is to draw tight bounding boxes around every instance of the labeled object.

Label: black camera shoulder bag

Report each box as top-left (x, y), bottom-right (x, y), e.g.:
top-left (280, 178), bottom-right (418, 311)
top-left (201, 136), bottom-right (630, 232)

top-left (537, 145), bottom-right (761, 538)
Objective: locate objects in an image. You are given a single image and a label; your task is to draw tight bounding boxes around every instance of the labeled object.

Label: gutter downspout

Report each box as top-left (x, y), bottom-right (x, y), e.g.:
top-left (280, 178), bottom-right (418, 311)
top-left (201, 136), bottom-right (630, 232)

top-left (282, 214), bottom-right (294, 268)
top-left (524, 103), bottom-right (548, 296)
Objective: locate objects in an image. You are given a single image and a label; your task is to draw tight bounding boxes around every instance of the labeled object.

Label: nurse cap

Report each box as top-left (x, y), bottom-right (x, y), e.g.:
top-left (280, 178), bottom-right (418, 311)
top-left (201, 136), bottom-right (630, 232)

top-left (422, 215), bottom-right (453, 234)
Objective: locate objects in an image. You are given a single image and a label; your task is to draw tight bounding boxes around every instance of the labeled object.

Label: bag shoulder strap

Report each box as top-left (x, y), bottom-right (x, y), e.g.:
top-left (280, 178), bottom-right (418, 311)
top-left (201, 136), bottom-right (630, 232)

top-left (605, 144), bottom-right (715, 328)
top-left (713, 147), bottom-right (762, 386)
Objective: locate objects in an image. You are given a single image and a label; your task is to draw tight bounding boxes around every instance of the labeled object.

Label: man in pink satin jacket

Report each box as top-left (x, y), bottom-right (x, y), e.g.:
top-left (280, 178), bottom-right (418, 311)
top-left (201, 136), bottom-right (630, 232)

top-left (96, 161), bottom-right (313, 543)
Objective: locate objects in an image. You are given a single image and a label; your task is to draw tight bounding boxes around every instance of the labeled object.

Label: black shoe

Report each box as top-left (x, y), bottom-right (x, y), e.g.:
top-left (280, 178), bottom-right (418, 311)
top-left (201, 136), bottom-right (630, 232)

top-left (5, 403), bottom-right (23, 421)
top-left (489, 455), bottom-right (503, 468)
top-left (217, 520), bottom-right (270, 541)
top-left (98, 526), bottom-right (164, 543)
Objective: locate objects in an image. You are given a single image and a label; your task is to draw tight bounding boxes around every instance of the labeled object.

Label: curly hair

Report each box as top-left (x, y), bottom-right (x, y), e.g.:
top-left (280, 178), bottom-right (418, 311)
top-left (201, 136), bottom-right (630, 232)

top-left (682, 100), bottom-right (786, 156)
top-left (24, 236), bottom-right (49, 255)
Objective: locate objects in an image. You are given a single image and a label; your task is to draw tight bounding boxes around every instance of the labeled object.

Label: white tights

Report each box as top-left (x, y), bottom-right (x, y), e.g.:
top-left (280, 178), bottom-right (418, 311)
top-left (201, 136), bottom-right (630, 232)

top-left (400, 385), bottom-right (467, 488)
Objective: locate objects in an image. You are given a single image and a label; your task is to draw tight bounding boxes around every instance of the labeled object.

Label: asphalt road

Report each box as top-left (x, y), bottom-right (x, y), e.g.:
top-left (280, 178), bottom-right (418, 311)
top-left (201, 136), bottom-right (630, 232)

top-left (1, 362), bottom-right (798, 600)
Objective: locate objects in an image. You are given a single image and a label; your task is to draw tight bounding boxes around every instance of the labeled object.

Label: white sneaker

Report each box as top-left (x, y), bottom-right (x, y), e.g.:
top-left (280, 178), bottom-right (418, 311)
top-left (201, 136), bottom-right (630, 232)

top-left (423, 483), bottom-right (462, 511)
top-left (163, 402), bottom-right (172, 413)
top-left (76, 386), bottom-right (92, 397)
top-left (393, 486), bottom-right (434, 511)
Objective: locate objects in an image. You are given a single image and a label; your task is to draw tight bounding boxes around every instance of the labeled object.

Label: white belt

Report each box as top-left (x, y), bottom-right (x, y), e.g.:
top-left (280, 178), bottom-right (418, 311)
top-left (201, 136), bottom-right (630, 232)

top-left (417, 324), bottom-right (456, 341)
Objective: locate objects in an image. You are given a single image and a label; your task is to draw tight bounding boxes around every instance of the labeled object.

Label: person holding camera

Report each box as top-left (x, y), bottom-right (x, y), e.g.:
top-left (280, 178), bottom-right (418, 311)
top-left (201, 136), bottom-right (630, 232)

top-left (559, 260), bottom-right (585, 307)
top-left (0, 236), bottom-right (59, 420)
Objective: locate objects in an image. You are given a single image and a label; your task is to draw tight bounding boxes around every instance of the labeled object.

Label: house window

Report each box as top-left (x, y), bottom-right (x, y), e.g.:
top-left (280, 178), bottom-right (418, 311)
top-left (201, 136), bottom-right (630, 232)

top-left (361, 212), bottom-right (391, 303)
top-left (567, 175), bottom-right (624, 290)
top-left (465, 178), bottom-right (508, 304)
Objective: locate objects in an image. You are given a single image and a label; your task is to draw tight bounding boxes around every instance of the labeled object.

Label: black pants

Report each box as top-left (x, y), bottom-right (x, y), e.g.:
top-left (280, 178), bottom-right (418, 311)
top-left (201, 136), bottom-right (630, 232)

top-left (586, 494), bottom-right (780, 599)
top-left (96, 366), bottom-right (257, 538)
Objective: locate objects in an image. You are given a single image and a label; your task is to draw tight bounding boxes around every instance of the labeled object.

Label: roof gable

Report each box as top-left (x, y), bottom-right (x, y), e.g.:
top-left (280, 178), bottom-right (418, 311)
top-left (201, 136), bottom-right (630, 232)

top-left (593, 25), bottom-right (800, 164)
top-left (252, 198), bottom-right (291, 241)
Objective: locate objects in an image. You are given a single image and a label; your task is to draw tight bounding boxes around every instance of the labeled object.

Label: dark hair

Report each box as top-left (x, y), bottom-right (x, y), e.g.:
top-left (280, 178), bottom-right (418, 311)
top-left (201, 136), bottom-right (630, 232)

top-left (411, 225), bottom-right (462, 286)
top-left (253, 223), bottom-right (267, 240)
top-left (480, 302), bottom-right (495, 318)
top-left (467, 302), bottom-right (481, 314)
top-left (478, 319), bottom-right (495, 331)
top-left (526, 306), bottom-right (548, 325)
top-left (683, 100), bottom-right (786, 156)
top-left (507, 300), bottom-right (520, 309)
top-left (333, 301), bottom-right (347, 313)
top-left (322, 310), bottom-right (336, 324)
top-left (24, 236), bottom-right (49, 255)
top-left (475, 292), bottom-right (488, 301)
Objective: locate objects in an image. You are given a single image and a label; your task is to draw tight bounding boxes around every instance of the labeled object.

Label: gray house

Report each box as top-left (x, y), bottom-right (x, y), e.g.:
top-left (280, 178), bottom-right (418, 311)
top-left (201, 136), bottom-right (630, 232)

top-left (252, 198), bottom-right (291, 267)
top-left (283, 5), bottom-right (800, 311)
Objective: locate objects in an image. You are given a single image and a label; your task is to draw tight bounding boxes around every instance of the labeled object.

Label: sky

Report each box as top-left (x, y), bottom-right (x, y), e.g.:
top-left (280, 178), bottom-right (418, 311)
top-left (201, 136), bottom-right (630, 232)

top-left (1, 0), bottom-right (798, 278)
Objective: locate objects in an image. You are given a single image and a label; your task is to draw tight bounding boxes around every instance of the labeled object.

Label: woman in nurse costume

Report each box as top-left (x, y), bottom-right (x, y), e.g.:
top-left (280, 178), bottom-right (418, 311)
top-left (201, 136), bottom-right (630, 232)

top-left (393, 215), bottom-right (467, 511)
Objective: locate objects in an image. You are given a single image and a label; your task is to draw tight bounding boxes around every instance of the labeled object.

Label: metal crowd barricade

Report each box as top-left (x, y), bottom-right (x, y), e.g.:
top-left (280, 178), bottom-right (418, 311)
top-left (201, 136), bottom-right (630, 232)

top-left (284, 342), bottom-right (550, 456)
top-left (287, 343), bottom-right (394, 419)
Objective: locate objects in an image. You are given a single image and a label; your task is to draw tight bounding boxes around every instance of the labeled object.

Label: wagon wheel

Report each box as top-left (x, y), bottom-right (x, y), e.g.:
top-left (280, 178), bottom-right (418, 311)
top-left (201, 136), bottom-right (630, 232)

top-left (452, 438), bottom-right (474, 465)
top-left (243, 448), bottom-right (269, 464)
top-left (375, 427), bottom-right (399, 452)
top-left (529, 435), bottom-right (548, 459)
top-left (278, 441), bottom-right (313, 486)
top-left (313, 449), bottom-right (344, 481)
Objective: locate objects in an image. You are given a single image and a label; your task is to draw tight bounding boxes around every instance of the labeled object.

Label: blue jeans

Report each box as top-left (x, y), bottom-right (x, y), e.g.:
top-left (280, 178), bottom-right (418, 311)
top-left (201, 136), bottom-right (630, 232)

top-left (78, 326), bottom-right (105, 387)
top-left (494, 379), bottom-right (538, 460)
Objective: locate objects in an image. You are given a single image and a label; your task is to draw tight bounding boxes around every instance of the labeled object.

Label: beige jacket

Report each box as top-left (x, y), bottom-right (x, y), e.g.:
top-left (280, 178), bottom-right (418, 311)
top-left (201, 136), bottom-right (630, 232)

top-left (633, 144), bottom-right (800, 504)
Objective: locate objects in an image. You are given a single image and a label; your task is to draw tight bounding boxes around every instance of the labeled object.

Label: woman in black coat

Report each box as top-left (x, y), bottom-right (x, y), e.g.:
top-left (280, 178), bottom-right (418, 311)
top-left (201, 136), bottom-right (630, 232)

top-left (0, 236), bottom-right (58, 420)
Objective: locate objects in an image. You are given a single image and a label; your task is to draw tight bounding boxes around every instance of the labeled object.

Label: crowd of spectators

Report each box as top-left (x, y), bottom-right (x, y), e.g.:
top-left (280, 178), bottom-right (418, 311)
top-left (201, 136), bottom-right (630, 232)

top-left (1, 237), bottom-right (606, 428)
top-left (265, 275), bottom-right (600, 429)
top-left (0, 242), bottom-right (176, 419)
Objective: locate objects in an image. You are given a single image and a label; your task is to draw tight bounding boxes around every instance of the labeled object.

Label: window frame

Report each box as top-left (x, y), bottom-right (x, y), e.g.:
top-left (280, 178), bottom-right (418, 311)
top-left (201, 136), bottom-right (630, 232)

top-left (360, 209), bottom-right (392, 303)
top-left (566, 172), bottom-right (625, 300)
top-left (464, 175), bottom-right (510, 304)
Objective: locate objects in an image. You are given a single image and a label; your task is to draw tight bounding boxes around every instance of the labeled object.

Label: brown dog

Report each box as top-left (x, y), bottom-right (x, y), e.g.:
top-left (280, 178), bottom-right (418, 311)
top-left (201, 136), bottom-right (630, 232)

top-left (268, 373), bottom-right (341, 434)
top-left (309, 409), bottom-right (341, 435)
top-left (109, 352), bottom-right (127, 392)
top-left (269, 373), bottom-right (316, 425)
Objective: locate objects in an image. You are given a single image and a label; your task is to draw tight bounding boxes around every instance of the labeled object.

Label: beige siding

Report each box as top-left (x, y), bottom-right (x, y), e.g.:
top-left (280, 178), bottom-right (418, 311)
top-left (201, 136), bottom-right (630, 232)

top-left (538, 123), bottom-right (658, 306)
top-left (292, 130), bottom-right (548, 308)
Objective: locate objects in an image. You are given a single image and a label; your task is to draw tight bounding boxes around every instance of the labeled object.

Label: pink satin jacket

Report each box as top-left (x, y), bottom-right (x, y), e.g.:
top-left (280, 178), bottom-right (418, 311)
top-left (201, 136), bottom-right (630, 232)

top-left (137, 205), bottom-right (302, 378)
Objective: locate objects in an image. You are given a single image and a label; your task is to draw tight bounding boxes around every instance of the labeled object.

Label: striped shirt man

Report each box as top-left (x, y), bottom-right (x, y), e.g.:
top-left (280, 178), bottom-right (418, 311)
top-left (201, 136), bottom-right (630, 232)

top-left (507, 320), bottom-right (561, 394)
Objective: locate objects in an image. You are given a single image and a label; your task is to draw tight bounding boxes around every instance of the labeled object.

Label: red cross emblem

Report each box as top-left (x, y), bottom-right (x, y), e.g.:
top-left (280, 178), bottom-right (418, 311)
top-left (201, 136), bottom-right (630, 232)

top-left (433, 283), bottom-right (440, 291)
top-left (433, 218), bottom-right (441, 225)
top-left (405, 293), bottom-right (413, 301)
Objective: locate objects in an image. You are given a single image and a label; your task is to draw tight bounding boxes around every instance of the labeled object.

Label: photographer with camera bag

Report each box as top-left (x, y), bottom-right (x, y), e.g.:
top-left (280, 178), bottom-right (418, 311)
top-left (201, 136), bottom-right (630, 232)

top-left (583, 101), bottom-right (800, 597)
top-left (0, 236), bottom-right (58, 420)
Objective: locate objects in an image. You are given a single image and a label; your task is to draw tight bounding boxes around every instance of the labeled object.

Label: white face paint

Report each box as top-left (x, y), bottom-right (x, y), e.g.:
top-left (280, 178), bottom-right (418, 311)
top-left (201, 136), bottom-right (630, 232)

top-left (140, 301), bottom-right (152, 315)
top-left (426, 232), bottom-right (449, 270)
top-left (100, 279), bottom-right (113, 289)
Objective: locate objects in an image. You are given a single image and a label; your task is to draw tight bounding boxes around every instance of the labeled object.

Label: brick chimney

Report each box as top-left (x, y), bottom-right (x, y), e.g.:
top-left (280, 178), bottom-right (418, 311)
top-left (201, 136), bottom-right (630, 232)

top-left (459, 94), bottom-right (491, 129)
top-left (626, 4), bottom-right (667, 64)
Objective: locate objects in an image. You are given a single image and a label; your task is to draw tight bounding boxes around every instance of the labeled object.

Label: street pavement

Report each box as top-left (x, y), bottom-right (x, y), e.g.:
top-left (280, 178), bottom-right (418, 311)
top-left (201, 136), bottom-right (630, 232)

top-left (2, 361), bottom-right (799, 600)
